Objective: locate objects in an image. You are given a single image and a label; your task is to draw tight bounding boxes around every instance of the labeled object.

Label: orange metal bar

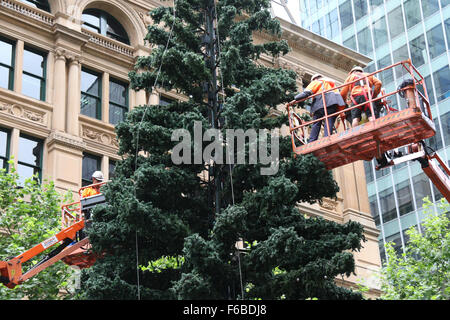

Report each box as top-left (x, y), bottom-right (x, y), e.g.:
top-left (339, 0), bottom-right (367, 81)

top-left (422, 153), bottom-right (450, 202)
top-left (18, 238), bottom-right (90, 287)
top-left (0, 220), bottom-right (85, 288)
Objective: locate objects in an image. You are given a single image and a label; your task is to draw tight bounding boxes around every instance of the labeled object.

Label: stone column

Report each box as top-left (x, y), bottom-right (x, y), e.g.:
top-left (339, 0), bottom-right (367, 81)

top-left (52, 50), bottom-right (67, 132)
top-left (148, 90), bottom-right (159, 105)
top-left (135, 89), bottom-right (147, 107)
top-left (102, 72), bottom-right (109, 124)
top-left (66, 56), bottom-right (81, 136)
top-left (101, 155), bottom-right (109, 181)
top-left (13, 40), bottom-right (24, 94)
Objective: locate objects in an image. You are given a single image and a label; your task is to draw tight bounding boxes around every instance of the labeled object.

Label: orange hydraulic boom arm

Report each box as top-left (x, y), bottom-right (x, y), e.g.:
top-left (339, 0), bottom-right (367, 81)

top-left (0, 219), bottom-right (85, 289)
top-left (0, 182), bottom-right (107, 289)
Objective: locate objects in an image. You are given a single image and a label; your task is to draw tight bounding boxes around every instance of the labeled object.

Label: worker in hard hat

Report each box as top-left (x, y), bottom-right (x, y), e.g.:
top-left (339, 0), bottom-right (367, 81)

top-left (81, 171), bottom-right (104, 198)
top-left (340, 66), bottom-right (383, 127)
top-left (340, 66), bottom-right (394, 168)
top-left (293, 73), bottom-right (345, 142)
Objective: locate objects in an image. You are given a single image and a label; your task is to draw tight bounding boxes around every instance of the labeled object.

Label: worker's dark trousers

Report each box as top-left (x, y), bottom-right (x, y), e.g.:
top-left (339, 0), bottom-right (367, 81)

top-left (308, 105), bottom-right (337, 143)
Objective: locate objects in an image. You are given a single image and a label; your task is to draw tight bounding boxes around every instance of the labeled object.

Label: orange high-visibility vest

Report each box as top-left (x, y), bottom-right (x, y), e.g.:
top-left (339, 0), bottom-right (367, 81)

top-left (81, 187), bottom-right (100, 198)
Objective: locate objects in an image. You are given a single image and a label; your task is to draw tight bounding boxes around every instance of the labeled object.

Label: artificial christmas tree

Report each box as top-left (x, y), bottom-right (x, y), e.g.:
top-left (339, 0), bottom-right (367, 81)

top-left (81, 0), bottom-right (365, 300)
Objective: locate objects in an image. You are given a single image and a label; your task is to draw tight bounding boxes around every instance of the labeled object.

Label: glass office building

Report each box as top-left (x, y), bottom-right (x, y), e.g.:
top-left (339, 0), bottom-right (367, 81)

top-left (298, 0), bottom-right (449, 262)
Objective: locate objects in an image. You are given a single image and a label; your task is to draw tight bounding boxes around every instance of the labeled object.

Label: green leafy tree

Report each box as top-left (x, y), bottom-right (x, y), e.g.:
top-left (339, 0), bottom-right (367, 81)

top-left (380, 197), bottom-right (450, 300)
top-left (81, 0), bottom-right (365, 300)
top-left (0, 161), bottom-right (76, 299)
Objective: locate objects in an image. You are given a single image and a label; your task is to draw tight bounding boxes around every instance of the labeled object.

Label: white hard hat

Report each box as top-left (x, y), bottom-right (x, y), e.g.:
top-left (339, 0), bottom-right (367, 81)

top-left (350, 66), bottom-right (364, 73)
top-left (92, 171), bottom-right (104, 181)
top-left (311, 73), bottom-right (323, 81)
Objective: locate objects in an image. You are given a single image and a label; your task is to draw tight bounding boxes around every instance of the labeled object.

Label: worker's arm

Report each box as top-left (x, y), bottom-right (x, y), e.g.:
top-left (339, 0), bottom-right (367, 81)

top-left (294, 81), bottom-right (320, 101)
top-left (371, 76), bottom-right (382, 97)
top-left (339, 76), bottom-right (351, 101)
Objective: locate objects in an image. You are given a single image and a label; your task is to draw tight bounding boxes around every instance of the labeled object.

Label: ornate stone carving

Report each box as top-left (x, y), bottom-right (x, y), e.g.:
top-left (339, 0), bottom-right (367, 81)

top-left (47, 131), bottom-right (86, 150)
top-left (273, 58), bottom-right (306, 81)
top-left (319, 197), bottom-right (338, 212)
top-left (80, 124), bottom-right (119, 149)
top-left (0, 102), bottom-right (46, 125)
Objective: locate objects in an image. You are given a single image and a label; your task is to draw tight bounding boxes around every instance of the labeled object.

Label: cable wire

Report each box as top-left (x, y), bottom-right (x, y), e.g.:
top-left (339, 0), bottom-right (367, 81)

top-left (213, 1), bottom-right (244, 300)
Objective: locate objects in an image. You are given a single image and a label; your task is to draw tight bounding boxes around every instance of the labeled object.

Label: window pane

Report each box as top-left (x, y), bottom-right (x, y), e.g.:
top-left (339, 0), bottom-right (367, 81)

top-left (395, 180), bottom-right (414, 216)
top-left (412, 173), bottom-right (432, 208)
top-left (106, 16), bottom-right (130, 44)
top-left (441, 111), bottom-right (450, 147)
top-left (387, 6), bottom-right (405, 39)
top-left (82, 12), bottom-right (101, 29)
top-left (109, 80), bottom-right (127, 106)
top-left (0, 40), bottom-right (13, 66)
top-left (312, 17), bottom-right (325, 37)
top-left (82, 9), bottom-right (129, 45)
top-left (377, 54), bottom-right (394, 84)
top-left (109, 160), bottom-right (116, 179)
top-left (0, 129), bottom-right (8, 158)
top-left (23, 49), bottom-right (45, 77)
top-left (372, 17), bottom-right (388, 48)
top-left (427, 24), bottom-right (446, 59)
top-left (433, 65), bottom-right (450, 102)
top-left (385, 232), bottom-right (403, 256)
top-left (424, 75), bottom-right (435, 106)
top-left (20, 0), bottom-right (50, 12)
top-left (445, 19), bottom-right (450, 46)
top-left (82, 154), bottom-right (101, 186)
top-left (357, 27), bottom-right (373, 55)
top-left (81, 70), bottom-right (100, 96)
top-left (22, 74), bottom-right (43, 100)
top-left (18, 136), bottom-right (42, 167)
top-left (369, 194), bottom-right (380, 226)
top-left (409, 35), bottom-right (427, 68)
top-left (364, 160), bottom-right (374, 183)
top-left (80, 94), bottom-right (100, 119)
top-left (404, 0), bottom-right (421, 29)
top-left (109, 104), bottom-right (126, 125)
top-left (326, 9), bottom-right (339, 39)
top-left (354, 0), bottom-right (368, 20)
top-left (379, 186), bottom-right (397, 223)
top-left (17, 164), bottom-right (38, 186)
top-left (339, 0), bottom-right (353, 30)
top-left (426, 118), bottom-right (443, 151)
top-left (422, 0), bottom-right (439, 18)
top-left (392, 45), bottom-right (409, 78)
top-left (0, 65), bottom-right (12, 90)
top-left (159, 96), bottom-right (175, 106)
top-left (369, 0), bottom-right (383, 9)
top-left (343, 35), bottom-right (357, 51)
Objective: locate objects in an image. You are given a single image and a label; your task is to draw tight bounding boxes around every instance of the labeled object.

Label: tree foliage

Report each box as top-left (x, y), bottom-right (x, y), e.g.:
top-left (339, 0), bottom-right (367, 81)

top-left (81, 0), bottom-right (366, 300)
top-left (380, 198), bottom-right (450, 300)
top-left (0, 161), bottom-right (76, 299)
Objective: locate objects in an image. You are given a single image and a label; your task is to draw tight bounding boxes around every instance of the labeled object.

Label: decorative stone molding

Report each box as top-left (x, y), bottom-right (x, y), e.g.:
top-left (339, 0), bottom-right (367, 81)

top-left (47, 130), bottom-right (86, 150)
top-left (0, 101), bottom-right (47, 126)
top-left (274, 57), bottom-right (306, 81)
top-left (81, 28), bottom-right (135, 58)
top-left (0, 0), bottom-right (55, 26)
top-left (80, 122), bottom-right (119, 150)
top-left (54, 48), bottom-right (67, 61)
top-left (319, 197), bottom-right (339, 212)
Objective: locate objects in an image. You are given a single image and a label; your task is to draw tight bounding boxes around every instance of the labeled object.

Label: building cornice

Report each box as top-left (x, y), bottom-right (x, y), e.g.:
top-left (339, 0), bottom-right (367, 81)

top-left (274, 17), bottom-right (372, 72)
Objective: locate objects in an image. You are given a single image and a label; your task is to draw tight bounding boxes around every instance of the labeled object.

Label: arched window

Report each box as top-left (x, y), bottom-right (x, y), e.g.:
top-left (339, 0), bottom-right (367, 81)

top-left (19, 0), bottom-right (50, 12)
top-left (82, 9), bottom-right (130, 45)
